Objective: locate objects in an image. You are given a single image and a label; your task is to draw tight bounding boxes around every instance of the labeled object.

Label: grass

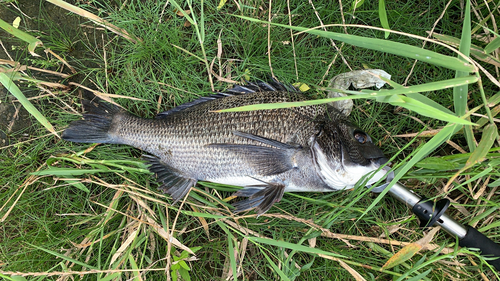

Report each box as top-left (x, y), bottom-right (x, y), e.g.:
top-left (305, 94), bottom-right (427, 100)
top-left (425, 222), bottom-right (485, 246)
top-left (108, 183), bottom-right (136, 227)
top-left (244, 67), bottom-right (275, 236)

top-left (0, 0), bottom-right (499, 280)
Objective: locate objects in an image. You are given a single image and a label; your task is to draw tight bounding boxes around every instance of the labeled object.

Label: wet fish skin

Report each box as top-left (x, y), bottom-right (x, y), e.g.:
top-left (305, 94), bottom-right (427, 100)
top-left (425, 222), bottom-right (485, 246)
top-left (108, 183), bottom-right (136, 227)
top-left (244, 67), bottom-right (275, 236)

top-left (62, 81), bottom-right (388, 215)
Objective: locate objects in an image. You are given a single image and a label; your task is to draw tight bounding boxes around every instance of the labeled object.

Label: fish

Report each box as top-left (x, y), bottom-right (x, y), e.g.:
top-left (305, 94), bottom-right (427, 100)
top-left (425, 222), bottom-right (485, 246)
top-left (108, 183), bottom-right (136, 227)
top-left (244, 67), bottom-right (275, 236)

top-left (62, 81), bottom-right (390, 215)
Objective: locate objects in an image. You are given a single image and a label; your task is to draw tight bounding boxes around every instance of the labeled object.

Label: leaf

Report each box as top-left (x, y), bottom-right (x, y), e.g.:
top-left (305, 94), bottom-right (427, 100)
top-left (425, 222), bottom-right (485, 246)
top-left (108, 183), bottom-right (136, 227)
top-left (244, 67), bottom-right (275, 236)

top-left (168, 0), bottom-right (195, 25)
top-left (382, 243), bottom-right (422, 269)
top-left (378, 0), bottom-right (390, 39)
top-left (247, 237), bottom-right (346, 258)
top-left (234, 15), bottom-right (476, 72)
top-left (174, 9), bottom-right (191, 17)
top-left (30, 167), bottom-right (124, 176)
top-left (406, 269), bottom-right (432, 281)
top-left (454, 0), bottom-right (474, 152)
top-left (484, 37), bottom-right (500, 54)
top-left (431, 32), bottom-right (500, 68)
top-left (29, 243), bottom-right (98, 270)
top-left (0, 18), bottom-right (43, 56)
top-left (405, 92), bottom-right (454, 115)
top-left (110, 228), bottom-right (138, 265)
top-left (386, 94), bottom-right (474, 125)
top-left (415, 157), bottom-right (461, 171)
top-left (227, 235), bottom-right (238, 281)
top-left (415, 227), bottom-right (440, 249)
top-left (444, 124), bottom-right (497, 192)
top-left (179, 260), bottom-right (190, 271)
top-left (293, 82), bottom-right (310, 92)
top-left (464, 123), bottom-right (498, 168)
top-left (261, 250), bottom-right (290, 281)
top-left (64, 179), bottom-right (90, 193)
top-left (46, 0), bottom-right (141, 43)
top-left (0, 72), bottom-right (57, 136)
top-left (218, 76), bottom-right (478, 125)
top-left (350, 0), bottom-right (365, 12)
top-left (179, 267), bottom-right (191, 281)
top-left (12, 17), bottom-right (21, 29)
top-left (362, 123), bottom-right (463, 218)
top-left (488, 177), bottom-right (500, 188)
top-left (217, 0), bottom-right (228, 10)
top-left (338, 259), bottom-right (367, 281)
top-left (171, 269), bottom-right (178, 281)
top-left (128, 254), bottom-right (142, 281)
top-left (6, 276), bottom-right (27, 281)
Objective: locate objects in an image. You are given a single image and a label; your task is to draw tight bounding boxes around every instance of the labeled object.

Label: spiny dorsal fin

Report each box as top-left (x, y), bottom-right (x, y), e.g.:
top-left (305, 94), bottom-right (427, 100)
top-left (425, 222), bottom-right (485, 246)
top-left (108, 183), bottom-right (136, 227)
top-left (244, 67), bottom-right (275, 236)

top-left (156, 78), bottom-right (299, 118)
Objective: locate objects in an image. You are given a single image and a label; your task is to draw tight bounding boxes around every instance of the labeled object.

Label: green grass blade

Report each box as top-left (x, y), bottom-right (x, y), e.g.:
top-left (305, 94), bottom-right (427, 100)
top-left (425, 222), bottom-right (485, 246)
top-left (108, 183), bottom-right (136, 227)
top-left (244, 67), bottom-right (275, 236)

top-left (217, 75), bottom-right (478, 112)
top-left (218, 76), bottom-right (477, 125)
top-left (351, 0), bottom-right (365, 12)
top-left (64, 179), bottom-right (90, 193)
top-left (227, 233), bottom-right (238, 281)
top-left (179, 210), bottom-right (226, 219)
top-left (488, 178), bottom-right (500, 188)
top-left (431, 32), bottom-right (500, 68)
top-left (386, 95), bottom-right (473, 125)
top-left (31, 167), bottom-right (124, 176)
top-left (215, 221), bottom-right (238, 280)
top-left (455, 0), bottom-right (474, 152)
top-left (261, 250), bottom-right (290, 281)
top-left (479, 219), bottom-right (500, 232)
top-left (169, 0), bottom-right (195, 25)
top-left (0, 72), bottom-right (57, 136)
top-left (234, 15), bottom-right (476, 72)
top-left (29, 243), bottom-right (98, 270)
top-left (484, 37), bottom-right (500, 54)
top-left (0, 18), bottom-right (43, 56)
top-left (378, 0), bottom-right (390, 38)
top-left (405, 92), bottom-right (455, 115)
top-left (415, 157), bottom-right (461, 171)
top-left (128, 254), bottom-right (141, 280)
top-left (363, 123), bottom-right (463, 217)
top-left (99, 273), bottom-right (122, 281)
top-left (247, 237), bottom-right (346, 258)
top-left (464, 123), bottom-right (499, 168)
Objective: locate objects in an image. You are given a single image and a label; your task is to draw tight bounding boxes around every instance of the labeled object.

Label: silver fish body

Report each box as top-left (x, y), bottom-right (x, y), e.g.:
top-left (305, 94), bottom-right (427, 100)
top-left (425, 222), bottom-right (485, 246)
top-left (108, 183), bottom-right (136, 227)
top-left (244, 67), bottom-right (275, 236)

top-left (63, 82), bottom-right (389, 214)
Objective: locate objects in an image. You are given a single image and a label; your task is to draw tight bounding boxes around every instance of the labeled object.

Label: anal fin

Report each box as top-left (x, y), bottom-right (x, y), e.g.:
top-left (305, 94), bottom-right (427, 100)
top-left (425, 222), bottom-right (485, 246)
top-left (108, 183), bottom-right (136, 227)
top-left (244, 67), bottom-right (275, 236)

top-left (232, 182), bottom-right (286, 216)
top-left (143, 155), bottom-right (197, 203)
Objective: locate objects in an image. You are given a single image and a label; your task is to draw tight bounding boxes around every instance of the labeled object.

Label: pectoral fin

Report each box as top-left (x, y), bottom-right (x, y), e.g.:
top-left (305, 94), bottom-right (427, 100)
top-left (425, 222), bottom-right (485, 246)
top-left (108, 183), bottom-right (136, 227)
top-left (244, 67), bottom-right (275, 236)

top-left (143, 155), bottom-right (197, 203)
top-left (232, 131), bottom-right (300, 150)
top-left (208, 131), bottom-right (299, 176)
top-left (232, 182), bottom-right (286, 216)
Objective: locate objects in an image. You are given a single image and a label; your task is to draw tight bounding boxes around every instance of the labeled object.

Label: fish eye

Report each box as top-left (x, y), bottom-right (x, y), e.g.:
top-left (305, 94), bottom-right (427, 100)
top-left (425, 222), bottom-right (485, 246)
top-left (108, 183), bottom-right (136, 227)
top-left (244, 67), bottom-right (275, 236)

top-left (354, 131), bottom-right (368, 144)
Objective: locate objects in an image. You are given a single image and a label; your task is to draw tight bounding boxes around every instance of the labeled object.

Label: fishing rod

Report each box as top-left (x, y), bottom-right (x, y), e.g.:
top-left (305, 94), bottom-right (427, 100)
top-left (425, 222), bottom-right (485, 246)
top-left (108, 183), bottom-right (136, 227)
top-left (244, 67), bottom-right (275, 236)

top-left (371, 180), bottom-right (500, 271)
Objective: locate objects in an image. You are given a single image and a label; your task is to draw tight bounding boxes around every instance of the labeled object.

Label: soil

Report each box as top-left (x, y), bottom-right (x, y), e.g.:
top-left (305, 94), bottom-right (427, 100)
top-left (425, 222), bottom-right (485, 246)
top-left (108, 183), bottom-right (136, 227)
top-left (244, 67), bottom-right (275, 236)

top-left (0, 0), bottom-right (103, 146)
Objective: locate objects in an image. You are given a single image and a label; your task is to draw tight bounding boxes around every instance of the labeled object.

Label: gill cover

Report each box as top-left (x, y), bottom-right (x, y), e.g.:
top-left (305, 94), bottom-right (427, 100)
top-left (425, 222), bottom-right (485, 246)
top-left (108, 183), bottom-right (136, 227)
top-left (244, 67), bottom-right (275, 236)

top-left (311, 114), bottom-right (388, 189)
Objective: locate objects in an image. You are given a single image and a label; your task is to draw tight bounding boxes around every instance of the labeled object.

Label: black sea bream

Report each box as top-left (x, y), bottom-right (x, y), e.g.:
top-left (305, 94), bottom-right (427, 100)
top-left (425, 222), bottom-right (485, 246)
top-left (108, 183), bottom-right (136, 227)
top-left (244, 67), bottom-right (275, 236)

top-left (62, 81), bottom-right (390, 215)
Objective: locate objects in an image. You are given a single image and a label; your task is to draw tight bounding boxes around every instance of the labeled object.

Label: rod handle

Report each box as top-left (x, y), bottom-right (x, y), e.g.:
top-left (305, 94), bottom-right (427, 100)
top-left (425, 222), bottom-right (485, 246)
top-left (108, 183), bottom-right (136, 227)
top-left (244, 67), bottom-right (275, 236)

top-left (459, 225), bottom-right (500, 271)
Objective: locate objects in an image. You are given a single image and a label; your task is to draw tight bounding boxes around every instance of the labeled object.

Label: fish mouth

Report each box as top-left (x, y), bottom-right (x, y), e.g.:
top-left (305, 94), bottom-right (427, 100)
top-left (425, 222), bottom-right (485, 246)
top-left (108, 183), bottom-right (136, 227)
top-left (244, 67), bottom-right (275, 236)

top-left (370, 156), bottom-right (389, 167)
top-left (370, 156), bottom-right (393, 177)
top-left (368, 157), bottom-right (395, 193)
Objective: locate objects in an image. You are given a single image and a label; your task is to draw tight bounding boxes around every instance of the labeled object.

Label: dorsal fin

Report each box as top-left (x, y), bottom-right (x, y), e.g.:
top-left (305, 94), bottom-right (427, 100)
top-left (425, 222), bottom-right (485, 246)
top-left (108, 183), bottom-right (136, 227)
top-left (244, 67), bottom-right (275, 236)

top-left (156, 93), bottom-right (233, 118)
top-left (156, 78), bottom-right (299, 118)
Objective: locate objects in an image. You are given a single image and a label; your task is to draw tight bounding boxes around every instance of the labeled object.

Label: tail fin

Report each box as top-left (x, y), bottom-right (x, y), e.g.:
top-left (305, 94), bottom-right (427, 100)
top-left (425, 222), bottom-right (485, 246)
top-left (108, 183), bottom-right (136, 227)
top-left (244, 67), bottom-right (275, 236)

top-left (62, 91), bottom-right (123, 144)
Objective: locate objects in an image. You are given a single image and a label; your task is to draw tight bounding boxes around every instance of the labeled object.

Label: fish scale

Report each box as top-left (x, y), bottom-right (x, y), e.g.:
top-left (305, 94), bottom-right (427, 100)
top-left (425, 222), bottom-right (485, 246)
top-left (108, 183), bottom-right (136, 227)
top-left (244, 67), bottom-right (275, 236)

top-left (62, 81), bottom-right (390, 215)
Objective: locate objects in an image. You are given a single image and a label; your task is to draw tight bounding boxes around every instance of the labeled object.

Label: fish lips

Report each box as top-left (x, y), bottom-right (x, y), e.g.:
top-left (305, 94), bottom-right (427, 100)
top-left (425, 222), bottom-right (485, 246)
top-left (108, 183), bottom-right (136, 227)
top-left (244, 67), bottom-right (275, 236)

top-left (371, 155), bottom-right (389, 167)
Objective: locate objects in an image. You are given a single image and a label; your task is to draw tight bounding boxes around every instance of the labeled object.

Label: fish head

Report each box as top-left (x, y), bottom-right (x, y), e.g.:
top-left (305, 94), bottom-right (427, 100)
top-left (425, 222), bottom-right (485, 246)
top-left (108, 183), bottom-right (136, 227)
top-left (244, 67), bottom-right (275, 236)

top-left (311, 119), bottom-right (390, 189)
